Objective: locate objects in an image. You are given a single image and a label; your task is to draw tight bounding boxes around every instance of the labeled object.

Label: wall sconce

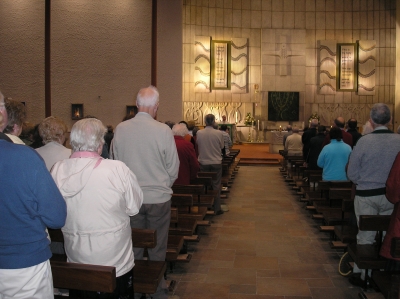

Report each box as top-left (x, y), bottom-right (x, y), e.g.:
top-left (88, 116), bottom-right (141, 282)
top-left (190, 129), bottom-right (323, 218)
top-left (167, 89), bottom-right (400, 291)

top-left (71, 104), bottom-right (83, 120)
top-left (254, 84), bottom-right (260, 93)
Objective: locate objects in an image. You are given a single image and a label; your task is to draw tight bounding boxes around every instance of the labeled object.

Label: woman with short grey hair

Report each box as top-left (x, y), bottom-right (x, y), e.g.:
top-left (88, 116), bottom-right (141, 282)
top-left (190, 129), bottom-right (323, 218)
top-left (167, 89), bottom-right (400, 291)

top-left (51, 118), bottom-right (143, 298)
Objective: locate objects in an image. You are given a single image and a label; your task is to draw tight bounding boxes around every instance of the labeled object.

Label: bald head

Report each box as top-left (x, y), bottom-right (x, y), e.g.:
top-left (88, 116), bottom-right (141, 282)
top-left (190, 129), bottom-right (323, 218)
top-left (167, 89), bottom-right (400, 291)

top-left (310, 118), bottom-right (318, 128)
top-left (334, 117), bottom-right (345, 128)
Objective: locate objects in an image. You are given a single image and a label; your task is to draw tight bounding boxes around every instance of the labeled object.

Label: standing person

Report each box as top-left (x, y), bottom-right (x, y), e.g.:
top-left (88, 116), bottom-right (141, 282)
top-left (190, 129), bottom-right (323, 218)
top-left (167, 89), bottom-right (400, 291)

top-left (305, 125), bottom-right (325, 170)
top-left (0, 138), bottom-right (67, 299)
top-left (317, 127), bottom-right (351, 181)
top-left (322, 116), bottom-right (353, 148)
top-left (219, 124), bottom-right (233, 156)
top-left (347, 103), bottom-right (400, 286)
top-left (36, 116), bottom-right (71, 171)
top-left (347, 118), bottom-right (362, 146)
top-left (285, 126), bottom-right (303, 156)
top-left (51, 118), bottom-right (143, 298)
top-left (196, 114), bottom-right (224, 215)
top-left (3, 98), bottom-right (26, 145)
top-left (111, 86), bottom-right (179, 299)
top-left (172, 123), bottom-right (199, 185)
top-left (302, 119), bottom-right (318, 159)
top-left (282, 125), bottom-right (292, 147)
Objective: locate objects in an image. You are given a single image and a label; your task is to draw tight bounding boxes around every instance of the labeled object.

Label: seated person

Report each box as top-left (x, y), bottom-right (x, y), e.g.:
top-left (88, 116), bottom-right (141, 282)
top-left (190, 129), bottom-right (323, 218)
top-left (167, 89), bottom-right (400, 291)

top-left (317, 127), bottom-right (352, 181)
top-left (36, 116), bottom-right (71, 171)
top-left (3, 98), bottom-right (26, 144)
top-left (172, 123), bottom-right (199, 185)
top-left (51, 118), bottom-right (143, 298)
top-left (219, 124), bottom-right (232, 156)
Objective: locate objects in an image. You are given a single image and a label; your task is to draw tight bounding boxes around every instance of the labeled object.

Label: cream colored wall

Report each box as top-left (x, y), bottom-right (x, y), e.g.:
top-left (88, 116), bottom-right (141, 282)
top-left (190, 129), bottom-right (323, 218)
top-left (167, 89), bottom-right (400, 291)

top-left (51, 1), bottom-right (152, 128)
top-left (0, 1), bottom-right (155, 129)
top-left (0, 1), bottom-right (45, 122)
top-left (183, 0), bottom-right (396, 127)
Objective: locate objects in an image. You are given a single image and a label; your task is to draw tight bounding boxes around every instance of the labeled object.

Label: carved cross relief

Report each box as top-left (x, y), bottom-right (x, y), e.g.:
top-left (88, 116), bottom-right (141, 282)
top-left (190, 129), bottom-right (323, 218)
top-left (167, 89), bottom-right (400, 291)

top-left (265, 35), bottom-right (304, 76)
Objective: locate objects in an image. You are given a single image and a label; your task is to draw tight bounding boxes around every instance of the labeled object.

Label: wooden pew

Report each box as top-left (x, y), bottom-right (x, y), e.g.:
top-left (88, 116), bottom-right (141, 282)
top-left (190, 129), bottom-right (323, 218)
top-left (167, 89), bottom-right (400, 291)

top-left (359, 237), bottom-right (400, 299)
top-left (51, 261), bottom-right (116, 298)
top-left (347, 215), bottom-right (391, 289)
top-left (172, 184), bottom-right (214, 209)
top-left (131, 228), bottom-right (167, 295)
top-left (171, 194), bottom-right (209, 225)
top-left (330, 198), bottom-right (358, 249)
top-left (297, 169), bottom-right (322, 199)
top-left (48, 228), bottom-right (167, 296)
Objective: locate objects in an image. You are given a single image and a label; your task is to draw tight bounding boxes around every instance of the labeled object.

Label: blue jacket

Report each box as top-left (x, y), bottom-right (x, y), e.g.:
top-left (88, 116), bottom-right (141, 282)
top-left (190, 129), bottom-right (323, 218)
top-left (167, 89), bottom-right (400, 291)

top-left (317, 139), bottom-right (352, 181)
top-left (0, 141), bottom-right (67, 269)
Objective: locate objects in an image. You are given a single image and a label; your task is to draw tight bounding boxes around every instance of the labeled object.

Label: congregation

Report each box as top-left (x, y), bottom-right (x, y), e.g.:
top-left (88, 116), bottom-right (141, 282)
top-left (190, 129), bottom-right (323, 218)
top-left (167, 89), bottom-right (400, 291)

top-left (3, 84), bottom-right (400, 298)
top-left (0, 86), bottom-right (236, 299)
top-left (281, 103), bottom-right (400, 294)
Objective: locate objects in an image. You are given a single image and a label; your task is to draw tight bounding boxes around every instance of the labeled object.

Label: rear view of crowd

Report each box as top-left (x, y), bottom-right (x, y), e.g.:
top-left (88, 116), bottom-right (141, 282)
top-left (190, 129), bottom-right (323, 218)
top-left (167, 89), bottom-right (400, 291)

top-left (0, 86), bottom-right (233, 299)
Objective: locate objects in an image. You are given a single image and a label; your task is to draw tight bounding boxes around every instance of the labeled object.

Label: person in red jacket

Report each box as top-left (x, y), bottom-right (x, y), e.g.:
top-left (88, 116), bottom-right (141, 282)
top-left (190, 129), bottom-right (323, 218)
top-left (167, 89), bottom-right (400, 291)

top-left (172, 123), bottom-right (200, 185)
top-left (380, 152), bottom-right (400, 271)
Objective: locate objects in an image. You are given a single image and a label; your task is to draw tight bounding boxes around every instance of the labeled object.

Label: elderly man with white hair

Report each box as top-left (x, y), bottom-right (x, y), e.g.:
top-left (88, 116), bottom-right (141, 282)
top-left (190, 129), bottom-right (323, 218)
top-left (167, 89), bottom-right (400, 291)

top-left (347, 103), bottom-right (400, 286)
top-left (111, 85), bottom-right (179, 299)
top-left (51, 118), bottom-right (143, 298)
top-left (172, 123), bottom-right (199, 185)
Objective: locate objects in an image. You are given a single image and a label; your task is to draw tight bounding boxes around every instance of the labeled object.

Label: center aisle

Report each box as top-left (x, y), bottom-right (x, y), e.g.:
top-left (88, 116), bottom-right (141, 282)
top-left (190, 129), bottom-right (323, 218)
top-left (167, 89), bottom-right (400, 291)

top-left (169, 166), bottom-right (360, 299)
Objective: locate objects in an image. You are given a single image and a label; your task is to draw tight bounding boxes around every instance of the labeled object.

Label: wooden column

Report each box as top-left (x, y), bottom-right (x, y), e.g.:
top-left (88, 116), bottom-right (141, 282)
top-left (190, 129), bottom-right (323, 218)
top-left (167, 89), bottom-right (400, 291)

top-left (45, 0), bottom-right (51, 117)
top-left (151, 0), bottom-right (157, 87)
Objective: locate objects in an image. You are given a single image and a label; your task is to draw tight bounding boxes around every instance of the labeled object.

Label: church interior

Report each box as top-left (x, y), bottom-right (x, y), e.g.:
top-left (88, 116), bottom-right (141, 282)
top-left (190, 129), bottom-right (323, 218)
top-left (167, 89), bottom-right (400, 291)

top-left (1, 0), bottom-right (400, 298)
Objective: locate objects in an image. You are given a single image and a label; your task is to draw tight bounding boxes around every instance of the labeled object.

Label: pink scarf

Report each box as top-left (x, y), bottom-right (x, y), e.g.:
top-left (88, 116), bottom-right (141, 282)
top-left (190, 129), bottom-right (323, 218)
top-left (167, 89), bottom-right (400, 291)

top-left (70, 151), bottom-right (103, 168)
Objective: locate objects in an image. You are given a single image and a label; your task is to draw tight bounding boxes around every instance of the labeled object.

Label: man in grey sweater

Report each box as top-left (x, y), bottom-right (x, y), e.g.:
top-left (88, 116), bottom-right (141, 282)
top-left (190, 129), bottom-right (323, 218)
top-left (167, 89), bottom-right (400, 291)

top-left (347, 103), bottom-right (400, 286)
top-left (111, 86), bottom-right (179, 299)
top-left (196, 114), bottom-right (224, 215)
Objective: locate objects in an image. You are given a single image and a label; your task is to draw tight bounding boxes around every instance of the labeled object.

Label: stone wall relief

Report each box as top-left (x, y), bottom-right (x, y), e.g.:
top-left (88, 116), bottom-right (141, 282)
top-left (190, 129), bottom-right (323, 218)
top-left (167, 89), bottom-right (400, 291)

top-left (183, 102), bottom-right (243, 126)
top-left (314, 103), bottom-right (393, 126)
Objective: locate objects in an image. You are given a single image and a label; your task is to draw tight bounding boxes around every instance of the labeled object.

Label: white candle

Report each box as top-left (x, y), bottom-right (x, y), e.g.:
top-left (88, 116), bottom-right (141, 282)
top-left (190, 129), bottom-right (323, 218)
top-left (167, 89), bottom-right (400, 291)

top-left (235, 111), bottom-right (238, 123)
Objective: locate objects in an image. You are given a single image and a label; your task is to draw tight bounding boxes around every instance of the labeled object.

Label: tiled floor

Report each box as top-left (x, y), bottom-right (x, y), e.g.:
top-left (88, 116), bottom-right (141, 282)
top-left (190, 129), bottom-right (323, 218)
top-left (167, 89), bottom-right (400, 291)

top-left (168, 166), bottom-right (362, 299)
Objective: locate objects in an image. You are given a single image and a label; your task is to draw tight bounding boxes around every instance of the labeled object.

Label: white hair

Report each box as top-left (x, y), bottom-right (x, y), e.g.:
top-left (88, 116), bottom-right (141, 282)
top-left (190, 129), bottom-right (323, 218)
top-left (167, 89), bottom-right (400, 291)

top-left (70, 118), bottom-right (106, 152)
top-left (136, 85), bottom-right (159, 107)
top-left (172, 123), bottom-right (189, 137)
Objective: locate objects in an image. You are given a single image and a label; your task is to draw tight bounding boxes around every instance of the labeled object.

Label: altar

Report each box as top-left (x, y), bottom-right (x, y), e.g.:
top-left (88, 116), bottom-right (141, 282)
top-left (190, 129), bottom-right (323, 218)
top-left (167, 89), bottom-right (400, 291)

top-left (269, 130), bottom-right (286, 154)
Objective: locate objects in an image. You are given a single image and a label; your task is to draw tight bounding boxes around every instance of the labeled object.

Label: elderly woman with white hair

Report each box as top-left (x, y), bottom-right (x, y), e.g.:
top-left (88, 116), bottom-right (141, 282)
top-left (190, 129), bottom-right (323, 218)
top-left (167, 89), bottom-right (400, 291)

top-left (172, 123), bottom-right (199, 185)
top-left (51, 118), bottom-right (143, 298)
top-left (36, 116), bottom-right (71, 171)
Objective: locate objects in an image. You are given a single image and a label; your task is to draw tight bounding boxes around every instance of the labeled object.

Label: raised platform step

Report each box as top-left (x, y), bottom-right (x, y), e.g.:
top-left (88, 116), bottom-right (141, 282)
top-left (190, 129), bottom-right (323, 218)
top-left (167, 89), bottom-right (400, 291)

top-left (238, 158), bottom-right (280, 166)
